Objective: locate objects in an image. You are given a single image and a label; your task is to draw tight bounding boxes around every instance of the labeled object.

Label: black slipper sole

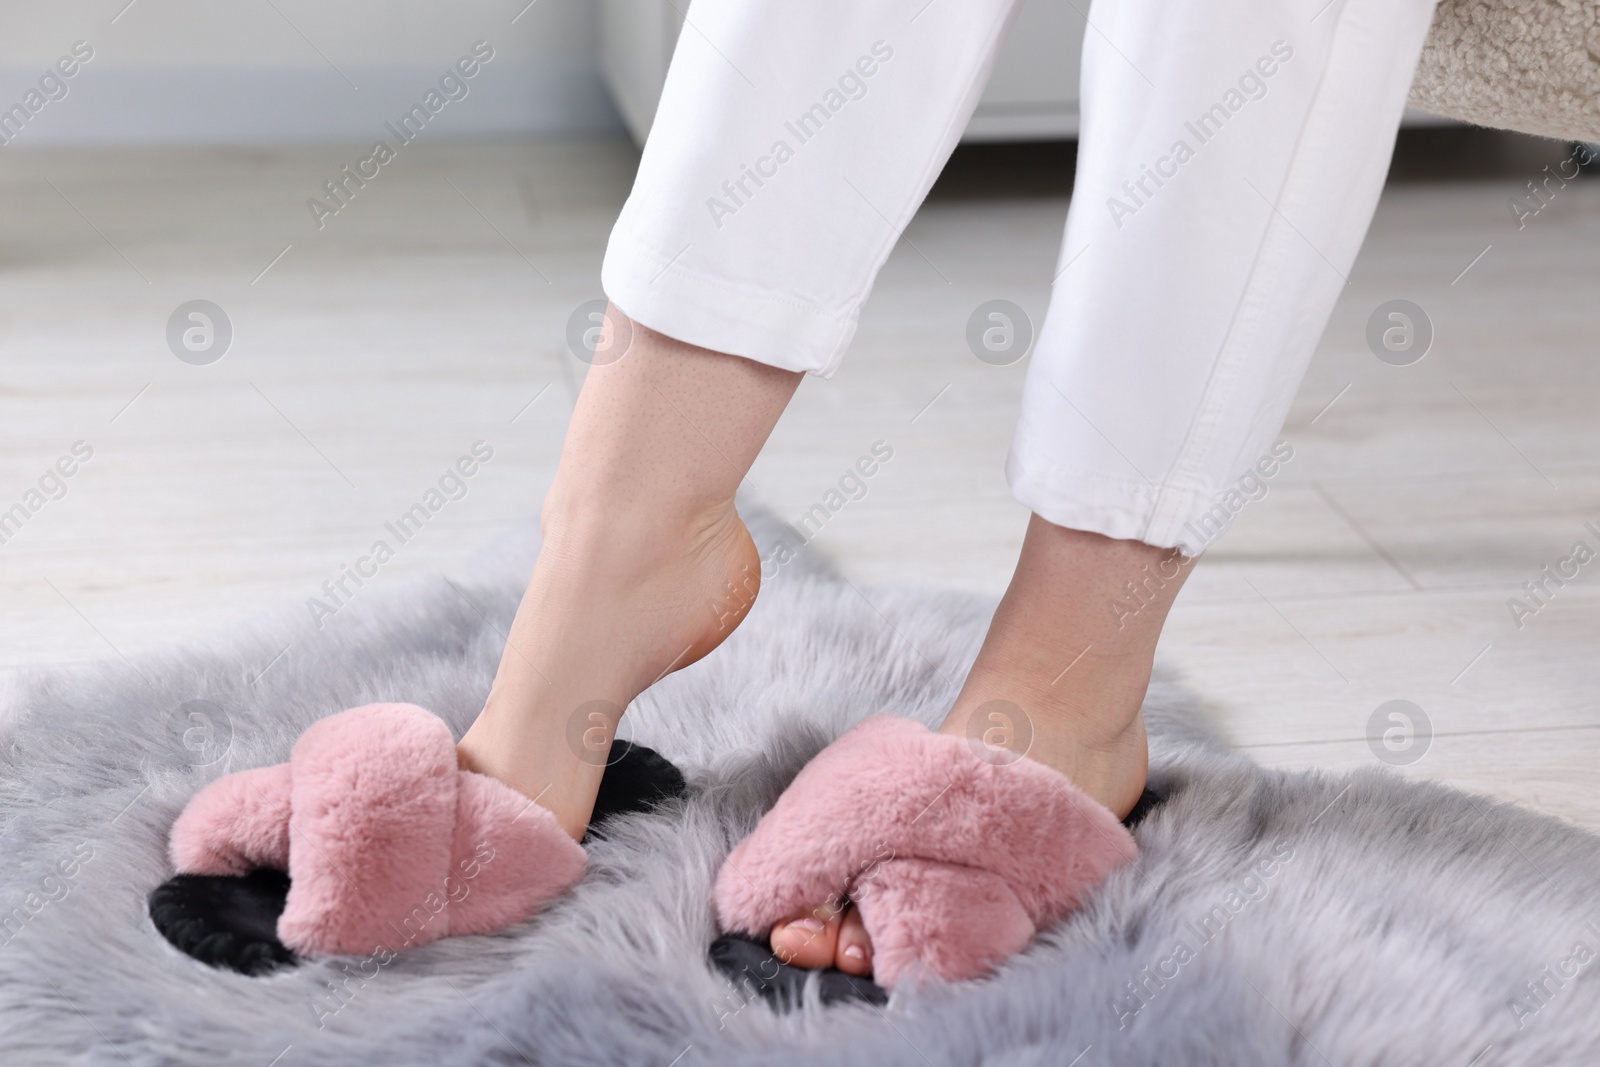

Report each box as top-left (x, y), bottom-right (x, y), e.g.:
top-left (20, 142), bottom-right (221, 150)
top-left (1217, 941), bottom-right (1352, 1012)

top-left (150, 739), bottom-right (688, 975)
top-left (708, 786), bottom-right (1167, 1008)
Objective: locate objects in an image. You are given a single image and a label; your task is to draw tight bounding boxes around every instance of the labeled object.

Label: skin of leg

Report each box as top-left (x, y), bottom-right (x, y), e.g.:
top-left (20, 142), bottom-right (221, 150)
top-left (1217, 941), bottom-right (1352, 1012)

top-left (457, 307), bottom-right (800, 841)
top-left (771, 515), bottom-right (1194, 974)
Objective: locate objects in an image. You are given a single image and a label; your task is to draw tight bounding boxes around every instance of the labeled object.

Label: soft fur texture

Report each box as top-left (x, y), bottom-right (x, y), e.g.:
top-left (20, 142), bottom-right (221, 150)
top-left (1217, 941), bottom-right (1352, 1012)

top-left (4, 508), bottom-right (1600, 1065)
top-left (1414, 0), bottom-right (1600, 143)
top-left (168, 763), bottom-right (292, 874)
top-left (714, 715), bottom-right (1136, 986)
top-left (170, 702), bottom-right (584, 956)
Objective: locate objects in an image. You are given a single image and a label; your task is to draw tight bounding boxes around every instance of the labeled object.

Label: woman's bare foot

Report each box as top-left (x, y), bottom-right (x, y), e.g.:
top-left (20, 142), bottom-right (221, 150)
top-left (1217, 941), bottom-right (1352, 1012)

top-left (457, 500), bottom-right (759, 839)
top-left (457, 308), bottom-right (801, 841)
top-left (770, 518), bottom-right (1194, 975)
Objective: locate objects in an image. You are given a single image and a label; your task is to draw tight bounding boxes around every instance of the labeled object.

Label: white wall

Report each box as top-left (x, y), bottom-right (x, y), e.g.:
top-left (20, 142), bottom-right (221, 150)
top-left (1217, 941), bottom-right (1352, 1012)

top-left (0, 0), bottom-right (619, 144)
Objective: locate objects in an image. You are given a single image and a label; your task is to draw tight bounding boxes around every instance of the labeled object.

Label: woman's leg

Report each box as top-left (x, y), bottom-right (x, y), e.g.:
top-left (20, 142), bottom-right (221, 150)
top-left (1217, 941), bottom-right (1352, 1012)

top-left (457, 314), bottom-right (800, 840)
top-left (464, 0), bottom-right (1027, 840)
top-left (772, 0), bottom-right (1442, 974)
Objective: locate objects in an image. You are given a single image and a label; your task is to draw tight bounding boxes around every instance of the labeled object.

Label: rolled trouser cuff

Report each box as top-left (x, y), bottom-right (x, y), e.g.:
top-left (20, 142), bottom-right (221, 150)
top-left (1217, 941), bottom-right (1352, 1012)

top-left (601, 229), bottom-right (856, 376)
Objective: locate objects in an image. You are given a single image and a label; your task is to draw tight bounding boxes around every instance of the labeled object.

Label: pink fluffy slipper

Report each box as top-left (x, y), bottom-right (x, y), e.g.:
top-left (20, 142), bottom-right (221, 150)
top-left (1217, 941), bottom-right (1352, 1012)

top-left (168, 703), bottom-right (584, 957)
top-left (713, 715), bottom-right (1137, 988)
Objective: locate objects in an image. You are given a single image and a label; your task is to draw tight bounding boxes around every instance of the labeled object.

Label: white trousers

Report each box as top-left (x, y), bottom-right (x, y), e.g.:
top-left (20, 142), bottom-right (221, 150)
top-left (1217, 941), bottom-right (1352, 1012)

top-left (601, 0), bottom-right (1439, 553)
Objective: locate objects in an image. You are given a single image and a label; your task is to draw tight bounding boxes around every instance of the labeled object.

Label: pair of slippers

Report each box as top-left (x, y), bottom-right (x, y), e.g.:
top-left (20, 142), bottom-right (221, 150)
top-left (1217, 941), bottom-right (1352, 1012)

top-left (152, 705), bottom-right (1145, 1004)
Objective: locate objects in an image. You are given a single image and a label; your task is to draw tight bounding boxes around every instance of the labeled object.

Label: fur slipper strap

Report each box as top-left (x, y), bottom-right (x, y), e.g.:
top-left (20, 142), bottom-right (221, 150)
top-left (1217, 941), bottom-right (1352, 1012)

top-left (713, 714), bottom-right (1136, 987)
top-left (170, 703), bottom-right (584, 956)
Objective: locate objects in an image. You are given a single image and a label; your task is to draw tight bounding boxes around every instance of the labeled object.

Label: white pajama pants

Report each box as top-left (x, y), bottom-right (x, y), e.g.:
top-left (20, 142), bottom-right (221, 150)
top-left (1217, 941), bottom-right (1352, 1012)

top-left (601, 0), bottom-right (1440, 553)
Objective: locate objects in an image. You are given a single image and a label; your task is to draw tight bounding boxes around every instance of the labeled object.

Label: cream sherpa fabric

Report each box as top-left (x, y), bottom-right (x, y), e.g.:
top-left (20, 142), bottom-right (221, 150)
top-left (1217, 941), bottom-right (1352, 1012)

top-left (1414, 0), bottom-right (1600, 142)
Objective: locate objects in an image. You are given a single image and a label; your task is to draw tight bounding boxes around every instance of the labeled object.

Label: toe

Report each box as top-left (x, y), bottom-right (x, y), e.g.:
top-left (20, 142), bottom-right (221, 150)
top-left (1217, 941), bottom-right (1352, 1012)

top-left (834, 906), bottom-right (874, 976)
top-left (769, 905), bottom-right (841, 969)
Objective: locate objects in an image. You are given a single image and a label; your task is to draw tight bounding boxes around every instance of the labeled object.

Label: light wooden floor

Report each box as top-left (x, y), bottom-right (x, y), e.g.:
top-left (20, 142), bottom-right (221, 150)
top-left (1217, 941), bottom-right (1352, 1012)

top-left (3, 134), bottom-right (1598, 827)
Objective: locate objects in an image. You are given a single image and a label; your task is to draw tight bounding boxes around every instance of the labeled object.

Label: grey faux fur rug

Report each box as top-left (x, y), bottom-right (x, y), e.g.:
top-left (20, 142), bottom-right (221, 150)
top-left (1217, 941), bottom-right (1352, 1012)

top-left (3, 509), bottom-right (1599, 1066)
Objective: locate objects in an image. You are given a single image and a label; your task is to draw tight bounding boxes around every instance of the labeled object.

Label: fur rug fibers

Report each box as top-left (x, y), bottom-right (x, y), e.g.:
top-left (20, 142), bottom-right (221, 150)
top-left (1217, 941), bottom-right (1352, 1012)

top-left (3, 509), bottom-right (1600, 1066)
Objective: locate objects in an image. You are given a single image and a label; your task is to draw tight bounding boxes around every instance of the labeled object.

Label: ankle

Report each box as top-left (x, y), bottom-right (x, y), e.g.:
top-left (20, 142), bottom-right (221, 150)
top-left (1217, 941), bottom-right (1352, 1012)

top-left (944, 652), bottom-right (1149, 748)
top-left (539, 479), bottom-right (740, 573)
top-left (984, 635), bottom-right (1152, 722)
top-left (940, 650), bottom-right (1153, 817)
